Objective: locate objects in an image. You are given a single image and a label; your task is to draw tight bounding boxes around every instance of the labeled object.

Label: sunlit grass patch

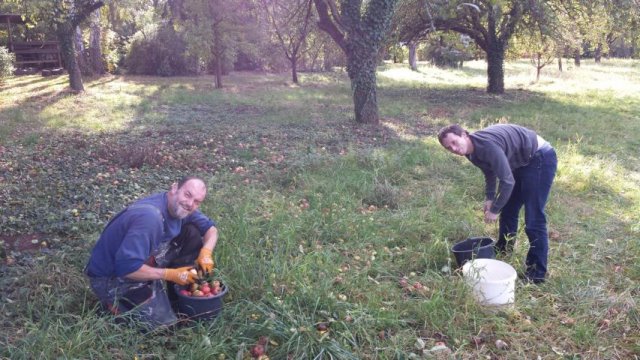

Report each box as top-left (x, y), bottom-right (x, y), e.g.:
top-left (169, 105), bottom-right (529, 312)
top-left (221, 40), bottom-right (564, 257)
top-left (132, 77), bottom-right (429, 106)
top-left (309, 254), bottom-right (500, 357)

top-left (379, 61), bottom-right (487, 88)
top-left (41, 94), bottom-right (141, 131)
top-left (0, 74), bottom-right (69, 105)
top-left (557, 142), bottom-right (640, 204)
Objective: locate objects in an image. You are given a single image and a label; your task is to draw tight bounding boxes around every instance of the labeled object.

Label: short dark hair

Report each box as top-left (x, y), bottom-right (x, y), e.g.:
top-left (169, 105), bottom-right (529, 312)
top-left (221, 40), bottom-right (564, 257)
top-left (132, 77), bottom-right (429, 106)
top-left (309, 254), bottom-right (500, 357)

top-left (437, 124), bottom-right (469, 145)
top-left (177, 176), bottom-right (207, 189)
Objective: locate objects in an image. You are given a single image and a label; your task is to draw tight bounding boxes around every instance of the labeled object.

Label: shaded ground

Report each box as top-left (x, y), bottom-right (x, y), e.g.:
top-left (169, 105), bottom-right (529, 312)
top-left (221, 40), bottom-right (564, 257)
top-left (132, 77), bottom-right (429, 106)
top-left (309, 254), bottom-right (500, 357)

top-left (0, 233), bottom-right (45, 252)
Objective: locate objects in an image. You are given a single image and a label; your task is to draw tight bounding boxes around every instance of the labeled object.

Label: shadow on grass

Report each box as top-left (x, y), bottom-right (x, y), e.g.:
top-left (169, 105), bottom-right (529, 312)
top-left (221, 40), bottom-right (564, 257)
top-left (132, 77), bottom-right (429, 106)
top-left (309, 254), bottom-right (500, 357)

top-left (0, 74), bottom-right (53, 91)
top-left (85, 75), bottom-right (119, 88)
top-left (382, 86), bottom-right (539, 110)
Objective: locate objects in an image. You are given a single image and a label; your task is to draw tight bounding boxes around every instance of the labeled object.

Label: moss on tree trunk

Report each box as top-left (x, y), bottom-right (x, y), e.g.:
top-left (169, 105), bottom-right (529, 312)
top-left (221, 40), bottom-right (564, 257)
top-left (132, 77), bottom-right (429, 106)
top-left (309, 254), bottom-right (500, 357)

top-left (313, 0), bottom-right (396, 125)
top-left (58, 26), bottom-right (84, 92)
top-left (486, 44), bottom-right (504, 94)
top-left (347, 46), bottom-right (379, 124)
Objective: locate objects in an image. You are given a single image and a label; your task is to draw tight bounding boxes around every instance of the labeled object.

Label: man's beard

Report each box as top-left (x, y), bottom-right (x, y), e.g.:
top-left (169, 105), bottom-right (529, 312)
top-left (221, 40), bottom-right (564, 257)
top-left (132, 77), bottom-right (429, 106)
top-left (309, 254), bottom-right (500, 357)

top-left (172, 201), bottom-right (192, 219)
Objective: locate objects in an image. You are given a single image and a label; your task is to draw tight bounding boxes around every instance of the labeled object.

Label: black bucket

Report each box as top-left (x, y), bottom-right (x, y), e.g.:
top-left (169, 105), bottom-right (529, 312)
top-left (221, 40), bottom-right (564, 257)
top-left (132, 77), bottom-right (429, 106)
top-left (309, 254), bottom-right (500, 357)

top-left (451, 237), bottom-right (495, 267)
top-left (174, 283), bottom-right (228, 320)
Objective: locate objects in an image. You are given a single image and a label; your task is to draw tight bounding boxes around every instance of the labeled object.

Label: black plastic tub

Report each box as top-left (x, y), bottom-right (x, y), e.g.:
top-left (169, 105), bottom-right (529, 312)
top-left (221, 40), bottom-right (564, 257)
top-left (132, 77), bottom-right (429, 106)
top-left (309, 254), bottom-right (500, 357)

top-left (173, 283), bottom-right (228, 320)
top-left (451, 237), bottom-right (495, 267)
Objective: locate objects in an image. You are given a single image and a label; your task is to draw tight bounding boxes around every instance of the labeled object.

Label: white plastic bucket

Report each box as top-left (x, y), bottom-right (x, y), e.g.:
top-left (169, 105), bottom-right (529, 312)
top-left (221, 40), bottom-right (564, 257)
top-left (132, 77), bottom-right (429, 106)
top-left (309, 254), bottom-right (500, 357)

top-left (462, 259), bottom-right (517, 306)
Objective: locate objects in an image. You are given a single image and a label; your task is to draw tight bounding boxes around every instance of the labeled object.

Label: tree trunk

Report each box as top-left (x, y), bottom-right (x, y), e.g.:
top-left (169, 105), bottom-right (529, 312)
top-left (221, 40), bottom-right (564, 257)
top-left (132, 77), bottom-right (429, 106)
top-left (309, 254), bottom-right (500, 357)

top-left (408, 41), bottom-right (417, 71)
top-left (322, 42), bottom-right (332, 71)
top-left (74, 26), bottom-right (91, 75)
top-left (536, 54), bottom-right (541, 82)
top-left (313, 0), bottom-right (396, 124)
top-left (215, 58), bottom-right (222, 88)
top-left (308, 48), bottom-right (320, 71)
top-left (558, 57), bottom-right (562, 72)
top-left (594, 43), bottom-right (602, 63)
top-left (606, 33), bottom-right (615, 58)
top-left (347, 48), bottom-right (379, 124)
top-left (291, 57), bottom-right (299, 84)
top-left (89, 10), bottom-right (105, 74)
top-left (486, 43), bottom-right (505, 94)
top-left (58, 26), bottom-right (84, 92)
top-left (212, 17), bottom-right (223, 88)
top-left (573, 49), bottom-right (581, 67)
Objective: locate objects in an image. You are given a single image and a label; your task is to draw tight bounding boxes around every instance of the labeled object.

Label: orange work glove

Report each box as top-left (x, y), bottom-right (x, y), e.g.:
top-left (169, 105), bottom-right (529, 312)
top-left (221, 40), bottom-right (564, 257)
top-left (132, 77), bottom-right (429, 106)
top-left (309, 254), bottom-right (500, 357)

top-left (196, 248), bottom-right (215, 274)
top-left (163, 266), bottom-right (197, 285)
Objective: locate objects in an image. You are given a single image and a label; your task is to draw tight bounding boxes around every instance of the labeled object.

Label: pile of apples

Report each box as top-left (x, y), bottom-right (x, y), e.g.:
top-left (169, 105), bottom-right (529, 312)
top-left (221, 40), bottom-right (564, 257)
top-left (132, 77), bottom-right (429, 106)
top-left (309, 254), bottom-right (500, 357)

top-left (178, 268), bottom-right (224, 297)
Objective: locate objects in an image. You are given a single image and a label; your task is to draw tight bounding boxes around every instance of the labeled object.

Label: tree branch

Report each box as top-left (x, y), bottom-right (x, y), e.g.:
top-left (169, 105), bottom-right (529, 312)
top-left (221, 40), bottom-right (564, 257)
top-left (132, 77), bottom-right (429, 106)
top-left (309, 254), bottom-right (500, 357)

top-left (326, 0), bottom-right (346, 29)
top-left (71, 1), bottom-right (105, 27)
top-left (313, 0), bottom-right (347, 51)
top-left (498, 1), bottom-right (523, 44)
top-left (433, 18), bottom-right (487, 50)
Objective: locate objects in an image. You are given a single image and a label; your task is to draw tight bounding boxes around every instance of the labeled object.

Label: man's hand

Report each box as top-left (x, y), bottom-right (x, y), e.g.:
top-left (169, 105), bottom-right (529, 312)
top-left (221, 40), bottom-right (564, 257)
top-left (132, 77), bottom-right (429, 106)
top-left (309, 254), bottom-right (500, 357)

top-left (197, 248), bottom-right (215, 274)
top-left (483, 200), bottom-right (493, 213)
top-left (164, 266), bottom-right (197, 285)
top-left (484, 210), bottom-right (499, 223)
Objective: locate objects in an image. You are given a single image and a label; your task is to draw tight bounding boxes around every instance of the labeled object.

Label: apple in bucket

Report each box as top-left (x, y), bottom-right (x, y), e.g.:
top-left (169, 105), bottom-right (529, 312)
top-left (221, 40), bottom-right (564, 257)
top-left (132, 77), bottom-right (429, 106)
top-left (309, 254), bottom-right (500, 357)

top-left (174, 267), bottom-right (228, 320)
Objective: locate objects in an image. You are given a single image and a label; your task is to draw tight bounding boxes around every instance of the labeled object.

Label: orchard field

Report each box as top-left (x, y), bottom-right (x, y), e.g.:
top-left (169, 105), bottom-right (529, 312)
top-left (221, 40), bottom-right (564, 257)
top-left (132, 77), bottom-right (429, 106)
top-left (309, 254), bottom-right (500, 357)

top-left (1, 60), bottom-right (639, 359)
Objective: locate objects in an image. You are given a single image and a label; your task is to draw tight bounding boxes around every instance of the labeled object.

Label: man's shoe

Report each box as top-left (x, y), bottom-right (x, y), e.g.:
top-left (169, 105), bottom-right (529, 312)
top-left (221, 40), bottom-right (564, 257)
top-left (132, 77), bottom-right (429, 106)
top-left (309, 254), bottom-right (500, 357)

top-left (518, 273), bottom-right (545, 285)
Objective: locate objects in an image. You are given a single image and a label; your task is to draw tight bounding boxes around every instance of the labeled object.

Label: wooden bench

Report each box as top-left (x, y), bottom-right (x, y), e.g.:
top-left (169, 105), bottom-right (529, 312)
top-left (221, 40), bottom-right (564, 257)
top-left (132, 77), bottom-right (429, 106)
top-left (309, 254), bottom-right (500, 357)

top-left (12, 41), bottom-right (62, 69)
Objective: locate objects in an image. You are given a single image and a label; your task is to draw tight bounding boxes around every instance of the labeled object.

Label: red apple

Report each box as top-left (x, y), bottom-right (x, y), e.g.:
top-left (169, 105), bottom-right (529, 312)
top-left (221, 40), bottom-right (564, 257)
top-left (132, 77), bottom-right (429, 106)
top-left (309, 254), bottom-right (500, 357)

top-left (250, 344), bottom-right (265, 358)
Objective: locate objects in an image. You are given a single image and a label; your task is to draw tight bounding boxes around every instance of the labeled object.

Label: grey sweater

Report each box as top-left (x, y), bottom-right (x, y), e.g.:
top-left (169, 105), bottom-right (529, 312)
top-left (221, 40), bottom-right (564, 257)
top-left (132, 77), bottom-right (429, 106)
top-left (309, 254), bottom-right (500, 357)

top-left (466, 124), bottom-right (538, 213)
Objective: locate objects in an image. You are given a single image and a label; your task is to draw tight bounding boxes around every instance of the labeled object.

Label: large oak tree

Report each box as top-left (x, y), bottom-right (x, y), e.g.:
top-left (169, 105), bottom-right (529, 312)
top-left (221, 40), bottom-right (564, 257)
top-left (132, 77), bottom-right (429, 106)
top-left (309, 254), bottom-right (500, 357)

top-left (395, 0), bottom-right (533, 94)
top-left (313, 0), bottom-right (398, 124)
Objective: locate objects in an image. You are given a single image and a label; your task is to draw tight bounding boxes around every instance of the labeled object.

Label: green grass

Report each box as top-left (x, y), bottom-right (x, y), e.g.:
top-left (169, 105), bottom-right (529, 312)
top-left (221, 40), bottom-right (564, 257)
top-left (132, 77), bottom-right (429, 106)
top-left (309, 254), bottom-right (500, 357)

top-left (1, 59), bottom-right (639, 359)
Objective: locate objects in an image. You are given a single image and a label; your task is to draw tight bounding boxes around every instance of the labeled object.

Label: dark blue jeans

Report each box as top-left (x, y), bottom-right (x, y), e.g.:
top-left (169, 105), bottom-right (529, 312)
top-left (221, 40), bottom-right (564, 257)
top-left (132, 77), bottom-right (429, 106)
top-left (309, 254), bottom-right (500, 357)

top-left (88, 224), bottom-right (203, 329)
top-left (496, 146), bottom-right (557, 281)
